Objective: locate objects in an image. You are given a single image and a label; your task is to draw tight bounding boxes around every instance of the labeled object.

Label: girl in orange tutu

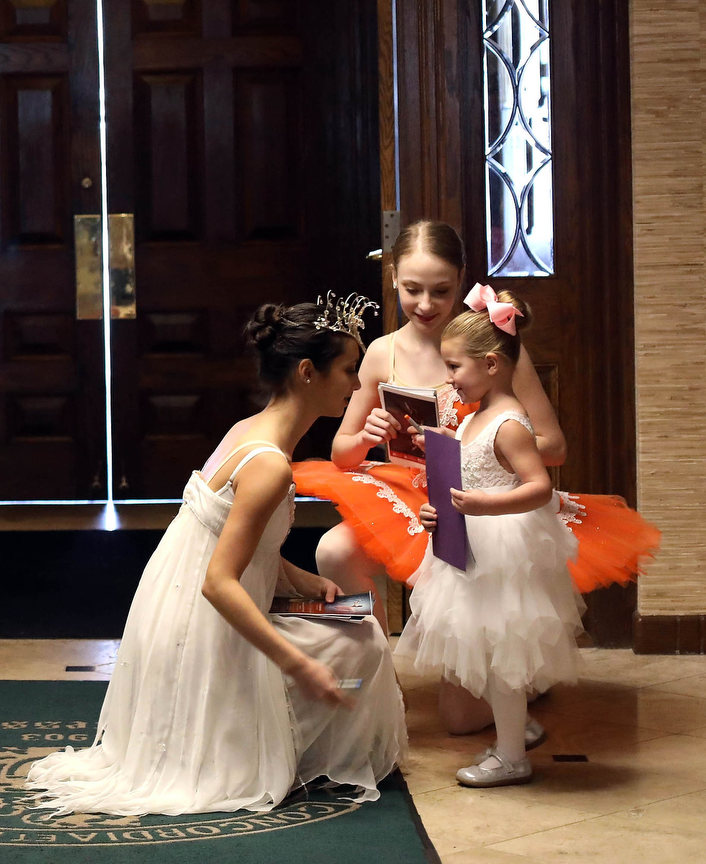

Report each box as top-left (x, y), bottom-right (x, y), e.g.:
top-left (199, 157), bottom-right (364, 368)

top-left (293, 221), bottom-right (569, 633)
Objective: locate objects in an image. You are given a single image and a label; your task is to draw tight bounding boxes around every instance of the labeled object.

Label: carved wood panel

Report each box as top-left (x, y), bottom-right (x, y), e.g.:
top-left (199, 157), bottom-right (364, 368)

top-left (106, 0), bottom-right (381, 496)
top-left (0, 0), bottom-right (105, 499)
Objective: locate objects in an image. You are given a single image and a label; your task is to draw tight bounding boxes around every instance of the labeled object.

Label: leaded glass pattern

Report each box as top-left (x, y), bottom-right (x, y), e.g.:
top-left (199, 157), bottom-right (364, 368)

top-left (483, 0), bottom-right (554, 276)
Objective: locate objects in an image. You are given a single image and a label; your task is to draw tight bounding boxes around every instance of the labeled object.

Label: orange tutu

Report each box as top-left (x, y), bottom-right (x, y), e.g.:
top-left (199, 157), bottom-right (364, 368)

top-left (293, 461), bottom-right (429, 584)
top-left (293, 462), bottom-right (661, 594)
top-left (558, 492), bottom-right (661, 593)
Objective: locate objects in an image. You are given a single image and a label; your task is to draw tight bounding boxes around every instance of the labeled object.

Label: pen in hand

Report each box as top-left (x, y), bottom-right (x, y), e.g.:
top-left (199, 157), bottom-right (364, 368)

top-left (404, 413), bottom-right (424, 434)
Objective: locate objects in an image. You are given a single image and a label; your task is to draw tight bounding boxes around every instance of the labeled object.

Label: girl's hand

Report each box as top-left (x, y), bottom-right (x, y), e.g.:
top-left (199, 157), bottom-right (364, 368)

top-left (288, 656), bottom-right (352, 708)
top-left (450, 488), bottom-right (492, 516)
top-left (411, 432), bottom-right (425, 451)
top-left (420, 502), bottom-right (438, 532)
top-left (360, 407), bottom-right (401, 446)
top-left (411, 425), bottom-right (454, 452)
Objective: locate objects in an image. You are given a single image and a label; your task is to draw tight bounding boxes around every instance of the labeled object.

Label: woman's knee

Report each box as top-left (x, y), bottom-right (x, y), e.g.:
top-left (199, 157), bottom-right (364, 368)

top-left (438, 679), bottom-right (494, 734)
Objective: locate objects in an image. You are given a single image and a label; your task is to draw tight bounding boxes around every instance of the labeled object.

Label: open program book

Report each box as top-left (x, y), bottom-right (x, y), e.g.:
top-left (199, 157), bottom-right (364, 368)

top-left (269, 592), bottom-right (374, 621)
top-left (377, 382), bottom-right (439, 466)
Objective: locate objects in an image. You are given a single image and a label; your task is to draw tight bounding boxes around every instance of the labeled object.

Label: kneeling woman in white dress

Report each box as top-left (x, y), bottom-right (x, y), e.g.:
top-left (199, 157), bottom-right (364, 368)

top-left (26, 296), bottom-right (406, 816)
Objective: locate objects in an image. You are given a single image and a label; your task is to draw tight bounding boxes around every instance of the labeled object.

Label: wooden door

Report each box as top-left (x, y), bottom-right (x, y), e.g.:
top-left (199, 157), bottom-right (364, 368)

top-left (0, 0), bottom-right (106, 500)
top-left (380, 0), bottom-right (636, 644)
top-left (102, 0), bottom-right (382, 498)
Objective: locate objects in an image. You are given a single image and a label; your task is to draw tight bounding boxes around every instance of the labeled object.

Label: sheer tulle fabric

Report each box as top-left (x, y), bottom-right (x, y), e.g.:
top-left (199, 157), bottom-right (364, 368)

top-left (26, 457), bottom-right (406, 816)
top-left (396, 498), bottom-right (585, 696)
top-left (562, 493), bottom-right (660, 593)
top-left (293, 460), bottom-right (429, 583)
top-left (292, 471), bottom-right (661, 594)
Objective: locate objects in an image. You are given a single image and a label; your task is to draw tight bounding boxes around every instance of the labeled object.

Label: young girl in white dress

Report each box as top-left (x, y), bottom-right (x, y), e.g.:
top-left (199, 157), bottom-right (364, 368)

top-left (26, 296), bottom-right (406, 816)
top-left (395, 284), bottom-right (584, 788)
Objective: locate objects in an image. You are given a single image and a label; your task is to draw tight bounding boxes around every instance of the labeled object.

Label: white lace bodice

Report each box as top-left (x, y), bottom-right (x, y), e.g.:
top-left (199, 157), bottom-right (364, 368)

top-left (458, 410), bottom-right (533, 490)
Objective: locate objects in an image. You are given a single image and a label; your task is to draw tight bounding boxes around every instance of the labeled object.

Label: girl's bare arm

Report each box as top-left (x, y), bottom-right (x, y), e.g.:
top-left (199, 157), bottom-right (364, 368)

top-left (331, 336), bottom-right (400, 468)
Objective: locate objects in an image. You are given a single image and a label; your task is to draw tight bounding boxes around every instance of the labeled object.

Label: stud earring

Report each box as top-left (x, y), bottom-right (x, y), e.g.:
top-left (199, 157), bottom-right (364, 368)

top-left (306, 378), bottom-right (311, 384)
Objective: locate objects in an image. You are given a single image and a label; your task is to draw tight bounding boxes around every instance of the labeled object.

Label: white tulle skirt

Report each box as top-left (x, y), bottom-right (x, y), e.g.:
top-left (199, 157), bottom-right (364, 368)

top-left (396, 499), bottom-right (585, 697)
top-left (25, 614), bottom-right (406, 817)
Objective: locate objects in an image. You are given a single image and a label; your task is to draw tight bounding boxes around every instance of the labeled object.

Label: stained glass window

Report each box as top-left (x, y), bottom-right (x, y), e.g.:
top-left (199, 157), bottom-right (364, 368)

top-left (483, 0), bottom-right (554, 276)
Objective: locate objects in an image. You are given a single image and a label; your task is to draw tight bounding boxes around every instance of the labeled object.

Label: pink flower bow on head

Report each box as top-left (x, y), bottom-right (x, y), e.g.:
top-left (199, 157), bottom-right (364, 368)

top-left (463, 282), bottom-right (524, 336)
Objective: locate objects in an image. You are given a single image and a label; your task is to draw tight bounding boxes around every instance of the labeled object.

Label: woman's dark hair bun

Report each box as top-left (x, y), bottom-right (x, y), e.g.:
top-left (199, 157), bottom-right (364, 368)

top-left (245, 303), bottom-right (285, 350)
top-left (244, 299), bottom-right (356, 397)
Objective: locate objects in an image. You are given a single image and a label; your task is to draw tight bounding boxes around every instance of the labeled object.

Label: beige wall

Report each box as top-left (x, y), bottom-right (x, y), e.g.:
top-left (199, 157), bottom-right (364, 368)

top-left (631, 1), bottom-right (706, 614)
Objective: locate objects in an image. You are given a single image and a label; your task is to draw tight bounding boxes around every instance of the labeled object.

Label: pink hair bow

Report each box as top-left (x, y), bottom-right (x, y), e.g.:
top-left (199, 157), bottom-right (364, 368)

top-left (463, 282), bottom-right (523, 335)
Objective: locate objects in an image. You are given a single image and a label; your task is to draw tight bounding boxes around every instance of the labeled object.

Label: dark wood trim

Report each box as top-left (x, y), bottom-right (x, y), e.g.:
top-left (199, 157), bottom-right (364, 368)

top-left (634, 613), bottom-right (706, 655)
top-left (377, 0), bottom-right (397, 335)
top-left (566, 0), bottom-right (636, 505)
top-left (555, 1), bottom-right (637, 645)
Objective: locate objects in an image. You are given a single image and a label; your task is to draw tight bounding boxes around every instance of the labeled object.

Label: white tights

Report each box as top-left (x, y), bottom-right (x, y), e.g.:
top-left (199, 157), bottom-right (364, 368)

top-left (483, 675), bottom-right (527, 765)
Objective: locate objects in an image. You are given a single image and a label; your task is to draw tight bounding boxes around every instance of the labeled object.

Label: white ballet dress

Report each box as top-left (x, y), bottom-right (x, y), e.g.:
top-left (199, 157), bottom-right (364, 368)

top-left (395, 412), bottom-right (585, 697)
top-left (26, 444), bottom-right (407, 816)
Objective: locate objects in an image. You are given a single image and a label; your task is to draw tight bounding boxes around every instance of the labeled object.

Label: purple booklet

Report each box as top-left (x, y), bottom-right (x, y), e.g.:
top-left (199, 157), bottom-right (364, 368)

top-left (424, 430), bottom-right (469, 570)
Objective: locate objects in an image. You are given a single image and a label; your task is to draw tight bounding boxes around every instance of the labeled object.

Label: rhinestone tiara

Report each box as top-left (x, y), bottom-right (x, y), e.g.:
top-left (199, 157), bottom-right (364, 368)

top-left (313, 291), bottom-right (379, 350)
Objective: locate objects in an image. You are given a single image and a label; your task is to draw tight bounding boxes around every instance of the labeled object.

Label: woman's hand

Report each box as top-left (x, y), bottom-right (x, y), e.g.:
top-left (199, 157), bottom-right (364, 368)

top-left (281, 559), bottom-right (343, 602)
top-left (298, 574), bottom-right (343, 603)
top-left (450, 488), bottom-right (493, 516)
top-left (420, 502), bottom-right (438, 532)
top-left (359, 407), bottom-right (401, 448)
top-left (287, 655), bottom-right (352, 708)
top-left (316, 577), bottom-right (343, 603)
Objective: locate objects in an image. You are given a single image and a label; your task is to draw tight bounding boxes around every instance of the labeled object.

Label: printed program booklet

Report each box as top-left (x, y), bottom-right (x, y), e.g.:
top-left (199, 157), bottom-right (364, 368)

top-left (424, 429), bottom-right (471, 570)
top-left (377, 382), bottom-right (439, 466)
top-left (269, 592), bottom-right (374, 621)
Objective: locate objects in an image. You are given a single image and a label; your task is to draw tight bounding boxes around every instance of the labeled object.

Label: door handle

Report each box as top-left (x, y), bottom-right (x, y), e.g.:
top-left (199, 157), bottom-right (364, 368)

top-left (74, 213), bottom-right (136, 319)
top-left (75, 215), bottom-right (102, 320)
top-left (366, 248), bottom-right (383, 260)
top-left (108, 214), bottom-right (136, 319)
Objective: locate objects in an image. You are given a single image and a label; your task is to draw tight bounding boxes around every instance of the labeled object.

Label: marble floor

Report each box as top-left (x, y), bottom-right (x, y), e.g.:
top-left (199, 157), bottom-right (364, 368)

top-left (2, 640), bottom-right (706, 863)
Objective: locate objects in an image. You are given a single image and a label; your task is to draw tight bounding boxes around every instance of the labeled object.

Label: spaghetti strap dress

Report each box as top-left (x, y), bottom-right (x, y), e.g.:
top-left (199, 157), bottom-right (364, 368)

top-left (26, 443), bottom-right (406, 816)
top-left (395, 412), bottom-right (584, 697)
top-left (293, 335), bottom-right (660, 593)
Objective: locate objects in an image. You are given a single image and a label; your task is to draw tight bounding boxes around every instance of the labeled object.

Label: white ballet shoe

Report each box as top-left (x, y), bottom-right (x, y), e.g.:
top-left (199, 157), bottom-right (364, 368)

top-left (523, 716), bottom-right (547, 750)
top-left (456, 746), bottom-right (532, 788)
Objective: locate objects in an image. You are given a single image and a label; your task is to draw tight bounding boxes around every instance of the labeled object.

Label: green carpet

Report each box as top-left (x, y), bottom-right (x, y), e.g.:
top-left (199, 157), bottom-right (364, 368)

top-left (0, 681), bottom-right (438, 863)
